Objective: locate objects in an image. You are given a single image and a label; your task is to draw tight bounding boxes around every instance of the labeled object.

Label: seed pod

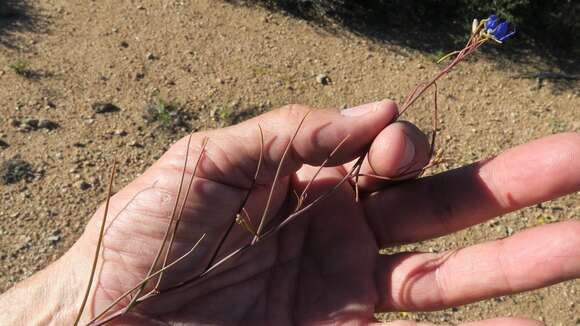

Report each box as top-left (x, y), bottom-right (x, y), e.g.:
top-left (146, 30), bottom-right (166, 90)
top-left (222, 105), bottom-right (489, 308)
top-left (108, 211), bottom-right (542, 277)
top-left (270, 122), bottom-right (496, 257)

top-left (472, 19), bottom-right (479, 35)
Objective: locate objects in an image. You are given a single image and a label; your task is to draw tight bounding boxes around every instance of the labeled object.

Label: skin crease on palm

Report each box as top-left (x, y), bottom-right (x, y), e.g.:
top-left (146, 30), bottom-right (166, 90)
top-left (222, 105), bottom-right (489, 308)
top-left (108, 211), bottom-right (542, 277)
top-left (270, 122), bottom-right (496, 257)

top-left (1, 100), bottom-right (579, 326)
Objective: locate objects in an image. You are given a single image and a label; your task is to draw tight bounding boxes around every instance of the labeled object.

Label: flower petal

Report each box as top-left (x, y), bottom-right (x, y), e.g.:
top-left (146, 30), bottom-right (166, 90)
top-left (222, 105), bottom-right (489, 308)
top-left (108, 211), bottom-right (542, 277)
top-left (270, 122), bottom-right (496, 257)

top-left (498, 29), bottom-right (516, 42)
top-left (485, 15), bottom-right (498, 30)
top-left (493, 21), bottom-right (509, 39)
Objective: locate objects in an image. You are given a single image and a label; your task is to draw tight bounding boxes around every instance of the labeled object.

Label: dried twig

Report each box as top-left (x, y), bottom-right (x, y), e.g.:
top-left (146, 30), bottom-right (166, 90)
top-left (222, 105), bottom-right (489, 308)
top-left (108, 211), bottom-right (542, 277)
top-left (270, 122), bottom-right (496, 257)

top-left (154, 137), bottom-right (208, 290)
top-left (73, 163), bottom-right (117, 326)
top-left (253, 112), bottom-right (311, 244)
top-left (154, 153), bottom-right (363, 296)
top-left (86, 23), bottom-right (503, 325)
top-left (349, 32), bottom-right (487, 201)
top-left (123, 133), bottom-right (197, 313)
top-left (296, 134), bottom-right (350, 211)
top-left (88, 234), bottom-right (206, 326)
top-left (428, 82), bottom-right (439, 162)
top-left (204, 125), bottom-right (264, 272)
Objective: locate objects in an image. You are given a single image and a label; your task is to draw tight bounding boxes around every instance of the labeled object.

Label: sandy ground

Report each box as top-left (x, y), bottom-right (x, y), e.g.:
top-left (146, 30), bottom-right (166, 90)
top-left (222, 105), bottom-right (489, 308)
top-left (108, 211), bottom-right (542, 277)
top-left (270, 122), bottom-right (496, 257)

top-left (0, 0), bottom-right (578, 324)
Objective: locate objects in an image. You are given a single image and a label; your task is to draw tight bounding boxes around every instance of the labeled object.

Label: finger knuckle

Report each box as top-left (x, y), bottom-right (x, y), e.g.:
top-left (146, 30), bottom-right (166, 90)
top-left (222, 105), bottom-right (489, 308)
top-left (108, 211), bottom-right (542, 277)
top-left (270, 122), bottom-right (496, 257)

top-left (275, 104), bottom-right (312, 123)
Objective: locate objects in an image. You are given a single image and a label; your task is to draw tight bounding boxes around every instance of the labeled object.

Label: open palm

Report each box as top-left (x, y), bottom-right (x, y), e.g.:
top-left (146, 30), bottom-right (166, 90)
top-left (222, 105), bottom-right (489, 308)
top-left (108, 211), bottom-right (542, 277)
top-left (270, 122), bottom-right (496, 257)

top-left (75, 101), bottom-right (580, 325)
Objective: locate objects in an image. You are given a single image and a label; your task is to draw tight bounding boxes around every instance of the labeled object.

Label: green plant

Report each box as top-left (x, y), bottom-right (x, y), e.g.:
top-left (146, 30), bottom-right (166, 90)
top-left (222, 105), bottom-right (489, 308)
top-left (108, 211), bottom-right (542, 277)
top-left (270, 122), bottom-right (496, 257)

top-left (154, 98), bottom-right (174, 127)
top-left (549, 118), bottom-right (569, 133)
top-left (143, 96), bottom-right (187, 131)
top-left (212, 104), bottom-right (266, 127)
top-left (212, 106), bottom-right (234, 126)
top-left (8, 59), bottom-right (29, 76)
top-left (0, 158), bottom-right (34, 184)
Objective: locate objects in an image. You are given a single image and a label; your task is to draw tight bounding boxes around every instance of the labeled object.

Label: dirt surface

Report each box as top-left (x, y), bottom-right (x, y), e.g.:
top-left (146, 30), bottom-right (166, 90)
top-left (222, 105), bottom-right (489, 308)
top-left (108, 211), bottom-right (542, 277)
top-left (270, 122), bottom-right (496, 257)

top-left (0, 1), bottom-right (578, 324)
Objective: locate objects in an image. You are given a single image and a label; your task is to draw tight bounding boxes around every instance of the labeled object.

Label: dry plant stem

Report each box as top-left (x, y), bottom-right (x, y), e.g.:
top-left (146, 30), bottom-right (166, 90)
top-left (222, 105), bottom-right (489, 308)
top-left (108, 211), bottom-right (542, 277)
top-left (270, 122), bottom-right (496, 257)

top-left (356, 160), bottom-right (442, 182)
top-left (93, 36), bottom-right (485, 324)
top-left (353, 157), bottom-right (364, 202)
top-left (278, 158), bottom-right (360, 231)
top-left (399, 37), bottom-right (486, 115)
top-left (204, 125), bottom-right (264, 272)
top-left (87, 234), bottom-right (207, 326)
top-left (86, 154), bottom-right (360, 326)
top-left (296, 134), bottom-right (350, 210)
top-left (95, 126), bottom-right (266, 325)
top-left (154, 137), bottom-right (209, 290)
top-left (123, 133), bottom-right (196, 313)
top-left (253, 111), bottom-right (311, 244)
top-left (351, 36), bottom-right (486, 198)
top-left (73, 163), bottom-right (117, 326)
top-left (239, 208), bottom-right (257, 236)
top-left (152, 155), bottom-right (364, 297)
top-left (236, 209), bottom-right (258, 236)
top-left (429, 83), bottom-right (439, 160)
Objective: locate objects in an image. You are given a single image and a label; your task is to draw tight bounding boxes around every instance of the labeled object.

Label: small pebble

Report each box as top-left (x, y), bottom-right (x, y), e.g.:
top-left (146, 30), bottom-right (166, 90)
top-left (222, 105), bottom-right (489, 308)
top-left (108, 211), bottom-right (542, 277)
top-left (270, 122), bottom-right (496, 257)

top-left (25, 119), bottom-right (39, 129)
top-left (46, 235), bottom-right (61, 244)
top-left (77, 181), bottom-right (91, 190)
top-left (128, 140), bottom-right (143, 148)
top-left (316, 73), bottom-right (331, 85)
top-left (38, 119), bottom-right (59, 130)
top-left (92, 102), bottom-right (120, 114)
top-left (506, 226), bottom-right (514, 236)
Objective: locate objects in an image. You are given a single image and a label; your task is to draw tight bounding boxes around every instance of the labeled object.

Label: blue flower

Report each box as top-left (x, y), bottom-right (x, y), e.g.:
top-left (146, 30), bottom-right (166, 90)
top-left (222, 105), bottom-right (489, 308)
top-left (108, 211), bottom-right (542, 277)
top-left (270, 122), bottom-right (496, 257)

top-left (484, 15), bottom-right (516, 42)
top-left (484, 15), bottom-right (499, 31)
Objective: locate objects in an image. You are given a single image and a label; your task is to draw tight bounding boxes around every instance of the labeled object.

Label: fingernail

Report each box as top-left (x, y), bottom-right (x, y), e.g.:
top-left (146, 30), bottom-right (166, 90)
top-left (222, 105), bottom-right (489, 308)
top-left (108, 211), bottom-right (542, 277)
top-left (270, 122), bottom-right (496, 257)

top-left (341, 100), bottom-right (381, 117)
top-left (400, 134), bottom-right (416, 169)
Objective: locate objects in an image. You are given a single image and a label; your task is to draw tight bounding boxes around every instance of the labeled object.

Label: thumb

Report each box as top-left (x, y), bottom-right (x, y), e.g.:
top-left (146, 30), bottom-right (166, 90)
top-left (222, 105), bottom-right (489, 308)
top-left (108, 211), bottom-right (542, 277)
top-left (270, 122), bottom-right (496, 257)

top-left (153, 100), bottom-right (398, 189)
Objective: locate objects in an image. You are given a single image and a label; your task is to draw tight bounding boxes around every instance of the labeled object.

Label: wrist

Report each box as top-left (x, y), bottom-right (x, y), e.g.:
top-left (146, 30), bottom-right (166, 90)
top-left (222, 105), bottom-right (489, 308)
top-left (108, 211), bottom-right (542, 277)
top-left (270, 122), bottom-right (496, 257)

top-left (0, 243), bottom-right (89, 325)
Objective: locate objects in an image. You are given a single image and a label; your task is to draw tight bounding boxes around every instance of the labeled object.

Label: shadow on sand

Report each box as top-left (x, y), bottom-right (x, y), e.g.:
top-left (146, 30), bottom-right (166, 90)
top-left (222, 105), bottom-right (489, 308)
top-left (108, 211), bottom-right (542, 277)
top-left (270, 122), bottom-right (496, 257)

top-left (0, 0), bottom-right (45, 50)
top-left (226, 0), bottom-right (579, 93)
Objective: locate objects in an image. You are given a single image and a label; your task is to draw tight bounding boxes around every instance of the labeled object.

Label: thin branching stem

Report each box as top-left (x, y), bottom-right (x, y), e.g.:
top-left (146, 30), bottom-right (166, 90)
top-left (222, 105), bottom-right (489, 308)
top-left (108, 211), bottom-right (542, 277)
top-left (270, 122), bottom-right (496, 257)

top-left (350, 35), bottom-right (487, 198)
top-left (73, 163), bottom-right (117, 326)
top-left (123, 133), bottom-right (196, 312)
top-left (253, 112), bottom-right (310, 244)
top-left (90, 32), bottom-right (492, 325)
top-left (429, 82), bottom-right (439, 160)
top-left (296, 134), bottom-right (350, 210)
top-left (155, 137), bottom-right (208, 290)
top-left (88, 234), bottom-right (206, 326)
top-left (399, 37), bottom-right (486, 115)
top-left (154, 154), bottom-right (363, 296)
top-left (355, 160), bottom-right (442, 182)
top-left (353, 158), bottom-right (364, 202)
top-left (204, 125), bottom-right (264, 272)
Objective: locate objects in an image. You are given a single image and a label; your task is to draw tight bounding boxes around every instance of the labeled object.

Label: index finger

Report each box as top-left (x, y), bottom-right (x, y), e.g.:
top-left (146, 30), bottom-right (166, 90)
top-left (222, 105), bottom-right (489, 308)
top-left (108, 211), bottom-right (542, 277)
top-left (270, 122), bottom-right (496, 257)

top-left (364, 132), bottom-right (580, 246)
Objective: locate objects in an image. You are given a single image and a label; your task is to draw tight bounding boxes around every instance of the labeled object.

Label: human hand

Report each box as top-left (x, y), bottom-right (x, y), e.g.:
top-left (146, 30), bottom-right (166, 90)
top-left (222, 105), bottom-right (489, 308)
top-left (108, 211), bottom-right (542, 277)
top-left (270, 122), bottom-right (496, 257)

top-left (2, 101), bottom-right (579, 326)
